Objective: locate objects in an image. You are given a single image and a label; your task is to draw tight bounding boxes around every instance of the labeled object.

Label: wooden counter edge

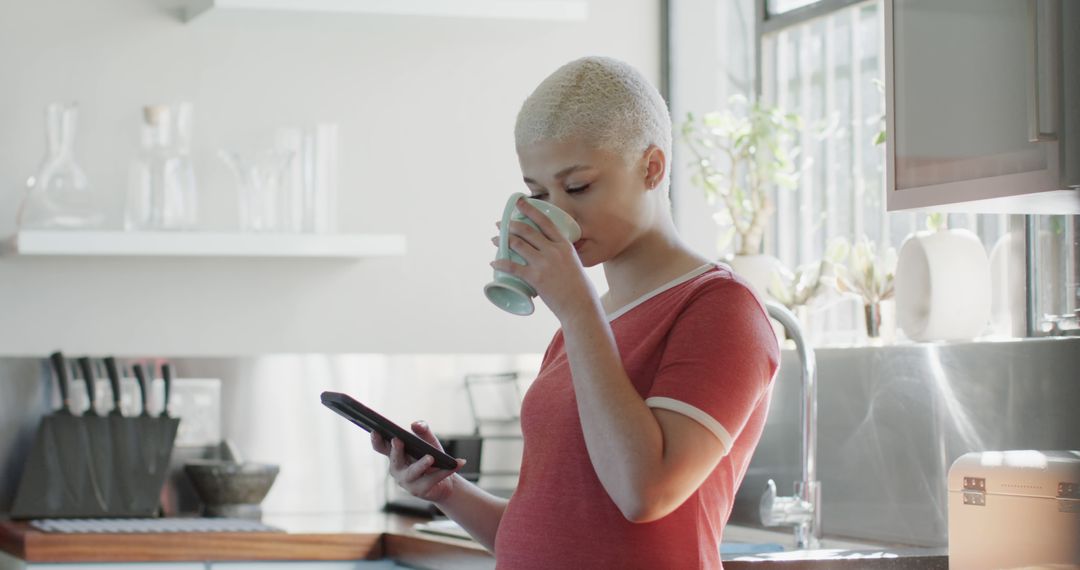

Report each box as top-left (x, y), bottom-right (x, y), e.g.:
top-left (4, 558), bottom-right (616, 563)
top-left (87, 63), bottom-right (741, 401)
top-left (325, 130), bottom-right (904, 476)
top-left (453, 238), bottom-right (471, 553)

top-left (2, 522), bottom-right (946, 569)
top-left (0, 522), bottom-right (383, 563)
top-left (0, 522), bottom-right (25, 560)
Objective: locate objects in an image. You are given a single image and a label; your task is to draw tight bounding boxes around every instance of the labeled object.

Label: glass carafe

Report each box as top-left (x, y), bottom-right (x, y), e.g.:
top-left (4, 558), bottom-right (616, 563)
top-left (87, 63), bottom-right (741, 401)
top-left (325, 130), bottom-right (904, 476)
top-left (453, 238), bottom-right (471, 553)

top-left (125, 103), bottom-right (199, 230)
top-left (219, 149), bottom-right (294, 232)
top-left (16, 102), bottom-right (104, 229)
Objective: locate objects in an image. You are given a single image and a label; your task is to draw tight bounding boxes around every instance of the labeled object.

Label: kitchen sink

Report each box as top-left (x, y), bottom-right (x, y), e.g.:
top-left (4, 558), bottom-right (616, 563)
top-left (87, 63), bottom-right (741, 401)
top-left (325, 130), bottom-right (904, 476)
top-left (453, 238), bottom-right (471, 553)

top-left (721, 524), bottom-right (889, 557)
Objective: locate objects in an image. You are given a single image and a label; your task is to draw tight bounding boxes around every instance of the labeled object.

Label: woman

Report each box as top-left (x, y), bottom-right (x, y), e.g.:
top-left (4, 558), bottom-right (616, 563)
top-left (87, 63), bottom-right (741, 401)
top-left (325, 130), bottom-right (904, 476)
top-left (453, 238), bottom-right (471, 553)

top-left (372, 55), bottom-right (779, 569)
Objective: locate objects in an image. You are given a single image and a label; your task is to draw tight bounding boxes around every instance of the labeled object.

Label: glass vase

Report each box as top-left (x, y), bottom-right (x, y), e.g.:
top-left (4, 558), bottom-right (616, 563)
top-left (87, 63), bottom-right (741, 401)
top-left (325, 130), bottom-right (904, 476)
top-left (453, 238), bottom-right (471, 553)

top-left (16, 102), bottom-right (104, 229)
top-left (865, 302), bottom-right (882, 338)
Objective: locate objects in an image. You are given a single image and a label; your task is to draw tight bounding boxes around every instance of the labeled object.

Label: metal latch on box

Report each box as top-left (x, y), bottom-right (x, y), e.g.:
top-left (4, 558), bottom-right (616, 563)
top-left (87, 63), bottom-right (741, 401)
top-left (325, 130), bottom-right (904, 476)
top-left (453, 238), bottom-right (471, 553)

top-left (962, 478), bottom-right (1080, 510)
top-left (962, 476), bottom-right (986, 506)
top-left (1059, 481), bottom-right (1080, 513)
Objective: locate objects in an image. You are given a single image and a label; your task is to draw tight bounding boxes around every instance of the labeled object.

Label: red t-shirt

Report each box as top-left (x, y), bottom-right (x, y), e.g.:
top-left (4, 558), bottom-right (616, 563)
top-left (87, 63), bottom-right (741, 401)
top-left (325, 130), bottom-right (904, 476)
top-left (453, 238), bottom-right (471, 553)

top-left (493, 263), bottom-right (779, 569)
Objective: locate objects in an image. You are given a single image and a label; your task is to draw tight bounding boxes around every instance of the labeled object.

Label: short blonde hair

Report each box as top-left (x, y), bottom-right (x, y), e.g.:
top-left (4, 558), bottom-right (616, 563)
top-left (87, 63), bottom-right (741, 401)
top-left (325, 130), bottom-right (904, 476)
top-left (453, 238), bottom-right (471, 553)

top-left (515, 56), bottom-right (672, 185)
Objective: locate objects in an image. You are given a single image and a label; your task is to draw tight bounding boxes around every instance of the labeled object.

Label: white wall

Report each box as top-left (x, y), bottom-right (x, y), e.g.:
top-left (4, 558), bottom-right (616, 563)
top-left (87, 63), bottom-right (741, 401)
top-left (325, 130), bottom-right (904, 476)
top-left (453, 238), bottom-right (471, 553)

top-left (0, 0), bottom-right (661, 355)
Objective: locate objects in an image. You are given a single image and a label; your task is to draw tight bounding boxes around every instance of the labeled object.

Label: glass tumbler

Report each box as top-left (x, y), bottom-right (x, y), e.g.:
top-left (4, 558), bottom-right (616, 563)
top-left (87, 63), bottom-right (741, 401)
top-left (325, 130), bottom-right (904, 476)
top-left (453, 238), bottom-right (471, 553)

top-left (219, 149), bottom-right (294, 232)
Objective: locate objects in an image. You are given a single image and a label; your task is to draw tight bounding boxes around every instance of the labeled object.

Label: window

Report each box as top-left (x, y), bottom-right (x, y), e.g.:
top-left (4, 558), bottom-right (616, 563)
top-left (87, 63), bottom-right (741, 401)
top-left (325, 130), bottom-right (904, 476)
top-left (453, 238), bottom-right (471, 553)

top-left (760, 0), bottom-right (1079, 342)
top-left (670, 0), bottom-right (1078, 345)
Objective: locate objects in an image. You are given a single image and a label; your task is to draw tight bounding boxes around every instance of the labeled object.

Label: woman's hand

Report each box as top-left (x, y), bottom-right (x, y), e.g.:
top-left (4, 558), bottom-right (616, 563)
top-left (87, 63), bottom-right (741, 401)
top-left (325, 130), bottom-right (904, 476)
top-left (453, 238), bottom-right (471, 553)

top-left (491, 197), bottom-right (599, 320)
top-left (370, 421), bottom-right (465, 503)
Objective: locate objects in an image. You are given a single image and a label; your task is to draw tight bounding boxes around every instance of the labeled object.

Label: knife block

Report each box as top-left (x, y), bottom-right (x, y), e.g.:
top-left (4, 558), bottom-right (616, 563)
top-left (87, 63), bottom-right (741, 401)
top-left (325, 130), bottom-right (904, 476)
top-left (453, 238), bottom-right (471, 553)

top-left (10, 409), bottom-right (180, 519)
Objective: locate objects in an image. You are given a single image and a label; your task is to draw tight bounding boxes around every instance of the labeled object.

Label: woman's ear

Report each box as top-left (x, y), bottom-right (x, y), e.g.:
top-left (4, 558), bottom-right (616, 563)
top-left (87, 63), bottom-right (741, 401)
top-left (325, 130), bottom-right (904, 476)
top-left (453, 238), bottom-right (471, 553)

top-left (642, 145), bottom-right (666, 190)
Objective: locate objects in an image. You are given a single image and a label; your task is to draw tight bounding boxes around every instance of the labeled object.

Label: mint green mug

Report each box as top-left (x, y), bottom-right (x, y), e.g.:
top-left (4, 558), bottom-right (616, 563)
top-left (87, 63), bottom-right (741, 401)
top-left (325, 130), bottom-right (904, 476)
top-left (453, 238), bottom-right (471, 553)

top-left (484, 192), bottom-right (581, 316)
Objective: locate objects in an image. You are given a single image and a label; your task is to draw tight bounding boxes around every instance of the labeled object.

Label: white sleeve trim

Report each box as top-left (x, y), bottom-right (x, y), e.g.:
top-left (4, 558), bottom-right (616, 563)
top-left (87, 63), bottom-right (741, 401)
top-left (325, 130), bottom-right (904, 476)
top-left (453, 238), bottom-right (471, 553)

top-left (645, 396), bottom-right (734, 456)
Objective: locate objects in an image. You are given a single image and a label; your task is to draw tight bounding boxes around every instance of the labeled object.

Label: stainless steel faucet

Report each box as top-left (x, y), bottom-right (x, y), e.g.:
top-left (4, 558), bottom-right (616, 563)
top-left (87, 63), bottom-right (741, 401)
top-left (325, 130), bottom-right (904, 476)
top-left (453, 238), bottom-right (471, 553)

top-left (759, 301), bottom-right (822, 549)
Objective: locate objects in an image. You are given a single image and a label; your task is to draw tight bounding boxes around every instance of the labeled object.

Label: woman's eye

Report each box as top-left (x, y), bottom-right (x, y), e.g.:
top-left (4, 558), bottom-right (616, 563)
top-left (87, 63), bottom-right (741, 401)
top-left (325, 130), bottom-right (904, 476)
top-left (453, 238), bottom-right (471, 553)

top-left (567, 184), bottom-right (590, 193)
top-left (529, 193), bottom-right (548, 200)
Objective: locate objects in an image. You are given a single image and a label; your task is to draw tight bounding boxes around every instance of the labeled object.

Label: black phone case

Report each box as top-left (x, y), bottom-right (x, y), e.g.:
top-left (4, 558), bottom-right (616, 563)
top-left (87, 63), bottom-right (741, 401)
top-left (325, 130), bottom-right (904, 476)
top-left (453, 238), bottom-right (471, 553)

top-left (320, 391), bottom-right (458, 470)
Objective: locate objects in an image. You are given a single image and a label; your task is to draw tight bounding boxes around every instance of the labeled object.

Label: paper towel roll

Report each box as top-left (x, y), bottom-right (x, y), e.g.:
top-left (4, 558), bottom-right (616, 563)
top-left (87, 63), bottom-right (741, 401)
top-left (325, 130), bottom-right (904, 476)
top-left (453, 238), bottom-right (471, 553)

top-left (895, 229), bottom-right (991, 341)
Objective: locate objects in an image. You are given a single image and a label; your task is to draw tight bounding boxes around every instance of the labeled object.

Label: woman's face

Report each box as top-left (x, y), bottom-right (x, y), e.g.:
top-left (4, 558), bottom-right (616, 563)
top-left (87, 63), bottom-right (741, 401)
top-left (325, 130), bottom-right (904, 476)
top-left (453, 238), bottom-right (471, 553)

top-left (517, 137), bottom-right (654, 268)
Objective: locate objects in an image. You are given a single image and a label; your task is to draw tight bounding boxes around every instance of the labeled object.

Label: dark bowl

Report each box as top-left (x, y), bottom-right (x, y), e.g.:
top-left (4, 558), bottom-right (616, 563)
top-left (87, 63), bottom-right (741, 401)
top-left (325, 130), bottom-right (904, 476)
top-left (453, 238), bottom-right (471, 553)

top-left (184, 460), bottom-right (280, 507)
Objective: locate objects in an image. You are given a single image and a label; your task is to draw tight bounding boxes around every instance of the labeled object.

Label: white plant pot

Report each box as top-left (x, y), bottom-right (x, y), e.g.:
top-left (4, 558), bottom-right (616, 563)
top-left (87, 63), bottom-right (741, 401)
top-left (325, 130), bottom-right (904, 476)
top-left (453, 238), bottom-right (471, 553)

top-left (727, 254), bottom-right (782, 300)
top-left (895, 228), bottom-right (991, 342)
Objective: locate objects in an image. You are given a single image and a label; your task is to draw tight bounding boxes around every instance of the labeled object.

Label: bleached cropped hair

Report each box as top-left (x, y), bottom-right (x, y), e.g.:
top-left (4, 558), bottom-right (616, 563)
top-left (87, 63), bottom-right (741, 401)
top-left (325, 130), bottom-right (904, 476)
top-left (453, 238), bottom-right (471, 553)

top-left (515, 56), bottom-right (672, 181)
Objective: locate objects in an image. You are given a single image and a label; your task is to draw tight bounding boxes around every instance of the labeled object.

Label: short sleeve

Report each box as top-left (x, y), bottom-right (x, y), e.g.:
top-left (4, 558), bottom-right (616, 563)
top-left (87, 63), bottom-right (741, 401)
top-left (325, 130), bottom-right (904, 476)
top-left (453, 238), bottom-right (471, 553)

top-left (645, 279), bottom-right (779, 455)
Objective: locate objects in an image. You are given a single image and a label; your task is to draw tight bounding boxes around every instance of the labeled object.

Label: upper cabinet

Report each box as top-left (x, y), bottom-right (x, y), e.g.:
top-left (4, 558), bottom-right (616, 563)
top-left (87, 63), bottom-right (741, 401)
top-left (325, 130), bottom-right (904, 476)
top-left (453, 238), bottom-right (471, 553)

top-left (885, 0), bottom-right (1080, 213)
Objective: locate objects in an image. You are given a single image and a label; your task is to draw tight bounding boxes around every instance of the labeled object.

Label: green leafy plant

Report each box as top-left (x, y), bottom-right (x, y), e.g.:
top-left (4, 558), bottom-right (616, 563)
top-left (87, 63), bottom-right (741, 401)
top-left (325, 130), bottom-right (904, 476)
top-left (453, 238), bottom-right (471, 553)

top-left (827, 236), bottom-right (897, 306)
top-left (925, 212), bottom-right (947, 232)
top-left (768, 258), bottom-right (835, 311)
top-left (871, 78), bottom-right (887, 147)
top-left (681, 95), bottom-right (802, 256)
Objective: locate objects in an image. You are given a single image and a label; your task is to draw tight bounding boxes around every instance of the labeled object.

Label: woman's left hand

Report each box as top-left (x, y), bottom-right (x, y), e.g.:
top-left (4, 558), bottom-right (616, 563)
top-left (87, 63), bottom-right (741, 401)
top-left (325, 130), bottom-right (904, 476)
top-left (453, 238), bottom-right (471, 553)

top-left (491, 197), bottom-right (599, 320)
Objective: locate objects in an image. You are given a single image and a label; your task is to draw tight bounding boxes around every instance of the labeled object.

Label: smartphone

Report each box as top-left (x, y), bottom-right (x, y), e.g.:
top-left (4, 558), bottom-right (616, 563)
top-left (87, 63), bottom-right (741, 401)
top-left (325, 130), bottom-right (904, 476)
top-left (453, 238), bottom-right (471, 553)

top-left (320, 391), bottom-right (458, 470)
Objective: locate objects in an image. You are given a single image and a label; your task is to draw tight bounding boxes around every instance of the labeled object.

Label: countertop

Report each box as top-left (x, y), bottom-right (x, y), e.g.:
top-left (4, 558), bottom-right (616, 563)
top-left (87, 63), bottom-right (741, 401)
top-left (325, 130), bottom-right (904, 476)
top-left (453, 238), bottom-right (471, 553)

top-left (0, 513), bottom-right (441, 564)
top-left (0, 513), bottom-right (946, 569)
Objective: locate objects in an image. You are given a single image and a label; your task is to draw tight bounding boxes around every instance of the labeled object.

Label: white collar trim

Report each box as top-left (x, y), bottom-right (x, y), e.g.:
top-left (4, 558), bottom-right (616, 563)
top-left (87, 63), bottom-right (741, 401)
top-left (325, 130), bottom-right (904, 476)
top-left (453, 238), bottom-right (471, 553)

top-left (605, 262), bottom-right (718, 322)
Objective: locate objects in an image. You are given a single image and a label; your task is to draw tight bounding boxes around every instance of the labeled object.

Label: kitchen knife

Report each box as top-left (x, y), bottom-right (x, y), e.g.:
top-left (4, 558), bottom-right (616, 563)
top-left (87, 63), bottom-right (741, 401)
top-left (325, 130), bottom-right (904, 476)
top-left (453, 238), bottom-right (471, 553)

top-left (76, 356), bottom-right (113, 510)
top-left (132, 364), bottom-right (151, 418)
top-left (131, 363), bottom-right (171, 482)
top-left (48, 351), bottom-right (74, 416)
top-left (155, 362), bottom-right (182, 509)
top-left (160, 363), bottom-right (174, 418)
top-left (76, 357), bottom-right (99, 416)
top-left (47, 351), bottom-right (102, 510)
top-left (103, 357), bottom-right (124, 417)
top-left (104, 356), bottom-right (140, 510)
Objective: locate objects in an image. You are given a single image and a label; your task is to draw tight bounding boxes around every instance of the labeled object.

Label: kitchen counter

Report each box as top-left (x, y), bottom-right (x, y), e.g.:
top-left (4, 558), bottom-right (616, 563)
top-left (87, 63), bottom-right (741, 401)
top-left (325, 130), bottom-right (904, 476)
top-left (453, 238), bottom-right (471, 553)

top-left (0, 513), bottom-right (439, 564)
top-left (0, 513), bottom-right (945, 569)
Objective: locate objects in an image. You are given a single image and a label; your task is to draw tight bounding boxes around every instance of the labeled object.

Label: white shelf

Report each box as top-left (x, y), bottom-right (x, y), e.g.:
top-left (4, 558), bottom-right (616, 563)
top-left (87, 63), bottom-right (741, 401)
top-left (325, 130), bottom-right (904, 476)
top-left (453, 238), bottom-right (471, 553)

top-left (1, 230), bottom-right (407, 259)
top-left (183, 0), bottom-right (589, 22)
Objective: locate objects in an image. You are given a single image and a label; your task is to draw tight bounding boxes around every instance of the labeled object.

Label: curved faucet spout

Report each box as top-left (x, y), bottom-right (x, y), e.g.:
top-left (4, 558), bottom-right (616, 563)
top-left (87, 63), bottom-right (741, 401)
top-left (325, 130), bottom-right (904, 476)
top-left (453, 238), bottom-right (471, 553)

top-left (761, 301), bottom-right (822, 549)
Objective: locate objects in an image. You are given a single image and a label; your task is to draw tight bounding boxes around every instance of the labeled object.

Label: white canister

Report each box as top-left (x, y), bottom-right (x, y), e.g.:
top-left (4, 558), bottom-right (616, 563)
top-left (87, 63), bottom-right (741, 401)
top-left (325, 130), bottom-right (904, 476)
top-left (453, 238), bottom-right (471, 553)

top-left (894, 228), bottom-right (991, 341)
top-left (727, 254), bottom-right (782, 300)
top-left (988, 231), bottom-right (1027, 338)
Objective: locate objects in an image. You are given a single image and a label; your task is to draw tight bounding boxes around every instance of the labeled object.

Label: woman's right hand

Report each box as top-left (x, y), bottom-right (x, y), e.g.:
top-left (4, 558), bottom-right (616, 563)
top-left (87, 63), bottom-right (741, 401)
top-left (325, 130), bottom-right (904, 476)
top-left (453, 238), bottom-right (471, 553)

top-left (370, 420), bottom-right (465, 503)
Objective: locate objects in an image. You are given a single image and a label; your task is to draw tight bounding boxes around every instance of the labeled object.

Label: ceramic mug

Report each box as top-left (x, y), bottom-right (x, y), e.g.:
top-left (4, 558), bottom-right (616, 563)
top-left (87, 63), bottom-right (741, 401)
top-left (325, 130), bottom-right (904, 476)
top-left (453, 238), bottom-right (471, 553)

top-left (484, 192), bottom-right (581, 316)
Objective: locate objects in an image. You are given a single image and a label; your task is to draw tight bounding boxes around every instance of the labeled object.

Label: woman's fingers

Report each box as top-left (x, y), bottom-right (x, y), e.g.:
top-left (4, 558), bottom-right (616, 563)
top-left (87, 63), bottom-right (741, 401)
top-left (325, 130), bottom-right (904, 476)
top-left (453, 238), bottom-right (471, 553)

top-left (514, 197), bottom-right (563, 242)
top-left (401, 454), bottom-right (435, 481)
top-left (412, 459), bottom-right (464, 488)
top-left (411, 421), bottom-right (447, 451)
top-left (508, 220), bottom-right (547, 247)
top-left (371, 431), bottom-right (390, 455)
top-left (378, 421), bottom-right (462, 502)
top-left (388, 438), bottom-right (409, 472)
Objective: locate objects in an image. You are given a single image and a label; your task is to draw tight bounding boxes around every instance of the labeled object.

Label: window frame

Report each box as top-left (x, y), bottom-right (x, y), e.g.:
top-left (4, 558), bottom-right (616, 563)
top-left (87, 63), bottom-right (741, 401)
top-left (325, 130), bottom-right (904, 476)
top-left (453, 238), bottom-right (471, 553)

top-left (753, 0), bottom-right (866, 95)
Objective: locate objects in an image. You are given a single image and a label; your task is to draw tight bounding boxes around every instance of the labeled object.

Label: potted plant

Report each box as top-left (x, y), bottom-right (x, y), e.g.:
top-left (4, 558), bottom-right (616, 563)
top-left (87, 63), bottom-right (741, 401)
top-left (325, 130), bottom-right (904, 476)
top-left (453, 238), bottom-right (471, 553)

top-left (766, 256), bottom-right (837, 345)
top-left (680, 95), bottom-right (802, 295)
top-left (828, 235), bottom-right (897, 342)
top-left (768, 258), bottom-right (834, 312)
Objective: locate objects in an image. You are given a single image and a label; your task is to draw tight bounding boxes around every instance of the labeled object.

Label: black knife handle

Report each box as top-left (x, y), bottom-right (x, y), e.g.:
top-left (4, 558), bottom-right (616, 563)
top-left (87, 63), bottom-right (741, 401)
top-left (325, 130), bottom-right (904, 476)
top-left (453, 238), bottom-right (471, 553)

top-left (76, 357), bottom-right (98, 415)
top-left (48, 351), bottom-right (72, 413)
top-left (161, 363), bottom-right (174, 418)
top-left (132, 363), bottom-right (149, 415)
top-left (103, 356), bottom-right (123, 409)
